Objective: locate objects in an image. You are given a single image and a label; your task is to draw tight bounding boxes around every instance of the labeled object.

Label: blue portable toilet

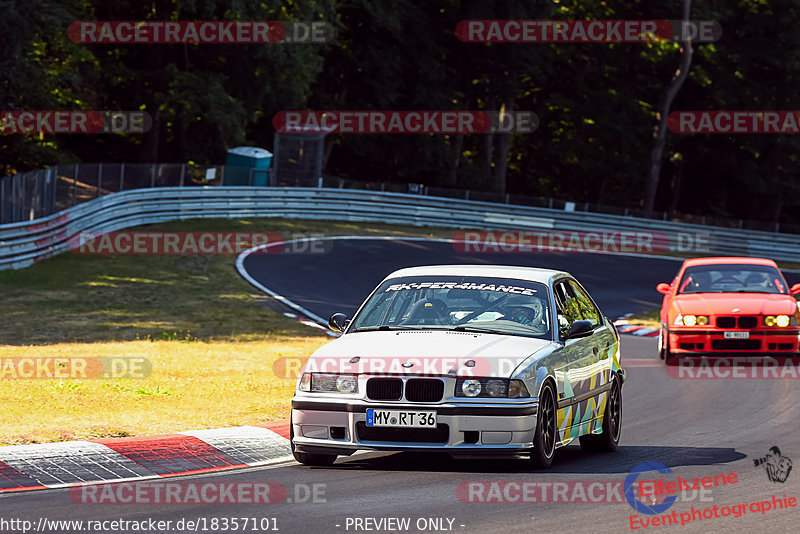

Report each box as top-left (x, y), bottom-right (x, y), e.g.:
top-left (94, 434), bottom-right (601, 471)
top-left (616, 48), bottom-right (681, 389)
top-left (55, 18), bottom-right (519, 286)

top-left (225, 146), bottom-right (273, 186)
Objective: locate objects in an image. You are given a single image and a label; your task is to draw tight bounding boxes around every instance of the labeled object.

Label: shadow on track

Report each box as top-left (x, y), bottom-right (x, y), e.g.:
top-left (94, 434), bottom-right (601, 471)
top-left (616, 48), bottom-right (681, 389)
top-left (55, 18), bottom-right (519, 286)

top-left (320, 445), bottom-right (746, 474)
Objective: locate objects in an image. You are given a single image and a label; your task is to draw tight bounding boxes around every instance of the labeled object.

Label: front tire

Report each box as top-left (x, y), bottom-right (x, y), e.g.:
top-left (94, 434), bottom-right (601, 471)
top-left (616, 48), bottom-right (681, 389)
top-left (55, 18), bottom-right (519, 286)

top-left (660, 328), bottom-right (676, 365)
top-left (290, 417), bottom-right (337, 466)
top-left (579, 375), bottom-right (622, 452)
top-left (530, 381), bottom-right (557, 468)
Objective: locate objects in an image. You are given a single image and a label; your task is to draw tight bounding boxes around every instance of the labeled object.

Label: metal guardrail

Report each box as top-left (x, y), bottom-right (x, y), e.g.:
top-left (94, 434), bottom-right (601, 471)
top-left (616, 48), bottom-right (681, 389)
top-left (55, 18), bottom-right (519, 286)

top-left (0, 163), bottom-right (271, 224)
top-left (2, 186), bottom-right (800, 270)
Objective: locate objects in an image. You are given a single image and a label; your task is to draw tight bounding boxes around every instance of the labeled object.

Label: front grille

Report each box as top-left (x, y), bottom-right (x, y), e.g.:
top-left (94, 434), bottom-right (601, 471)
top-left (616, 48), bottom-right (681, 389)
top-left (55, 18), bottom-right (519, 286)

top-left (356, 422), bottom-right (449, 443)
top-left (737, 316), bottom-right (757, 329)
top-left (717, 317), bottom-right (735, 328)
top-left (366, 378), bottom-right (402, 400)
top-left (711, 339), bottom-right (761, 350)
top-left (405, 379), bottom-right (444, 402)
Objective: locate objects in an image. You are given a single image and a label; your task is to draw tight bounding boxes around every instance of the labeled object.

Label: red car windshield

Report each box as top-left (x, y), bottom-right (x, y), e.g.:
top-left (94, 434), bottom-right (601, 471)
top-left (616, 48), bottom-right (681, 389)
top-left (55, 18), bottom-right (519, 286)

top-left (677, 264), bottom-right (787, 295)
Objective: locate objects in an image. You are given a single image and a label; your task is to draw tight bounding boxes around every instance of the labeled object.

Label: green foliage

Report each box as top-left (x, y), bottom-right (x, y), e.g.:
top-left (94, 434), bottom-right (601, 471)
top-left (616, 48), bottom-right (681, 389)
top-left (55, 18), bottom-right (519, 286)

top-left (2, 0), bottom-right (799, 225)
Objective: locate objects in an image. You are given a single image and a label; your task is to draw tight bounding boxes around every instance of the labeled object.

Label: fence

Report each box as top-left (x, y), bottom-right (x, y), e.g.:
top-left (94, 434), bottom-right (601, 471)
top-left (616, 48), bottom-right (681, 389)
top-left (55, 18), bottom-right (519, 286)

top-left (0, 163), bottom-right (270, 224)
top-left (3, 187), bottom-right (800, 271)
top-left (1, 163), bottom-right (796, 234)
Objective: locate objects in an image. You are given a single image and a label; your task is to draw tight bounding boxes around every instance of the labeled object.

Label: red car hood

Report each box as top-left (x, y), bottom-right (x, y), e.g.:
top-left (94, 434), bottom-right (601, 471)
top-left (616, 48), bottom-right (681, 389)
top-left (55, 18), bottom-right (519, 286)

top-left (673, 293), bottom-right (799, 316)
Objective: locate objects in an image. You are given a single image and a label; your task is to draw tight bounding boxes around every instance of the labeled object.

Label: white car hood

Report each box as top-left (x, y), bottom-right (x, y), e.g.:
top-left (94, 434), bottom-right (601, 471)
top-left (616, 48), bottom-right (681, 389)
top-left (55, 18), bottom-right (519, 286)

top-left (306, 330), bottom-right (552, 378)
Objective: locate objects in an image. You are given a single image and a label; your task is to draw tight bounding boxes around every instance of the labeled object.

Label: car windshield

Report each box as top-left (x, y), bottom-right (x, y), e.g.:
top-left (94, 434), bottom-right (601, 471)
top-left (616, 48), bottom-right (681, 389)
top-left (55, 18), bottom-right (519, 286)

top-left (349, 275), bottom-right (551, 339)
top-left (677, 264), bottom-right (788, 295)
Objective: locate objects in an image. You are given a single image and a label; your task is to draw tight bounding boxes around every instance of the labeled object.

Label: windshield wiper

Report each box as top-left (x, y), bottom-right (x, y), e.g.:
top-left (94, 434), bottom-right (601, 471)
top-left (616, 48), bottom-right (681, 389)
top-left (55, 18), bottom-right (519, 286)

top-left (350, 325), bottom-right (396, 332)
top-left (451, 325), bottom-right (518, 336)
top-left (350, 325), bottom-right (419, 332)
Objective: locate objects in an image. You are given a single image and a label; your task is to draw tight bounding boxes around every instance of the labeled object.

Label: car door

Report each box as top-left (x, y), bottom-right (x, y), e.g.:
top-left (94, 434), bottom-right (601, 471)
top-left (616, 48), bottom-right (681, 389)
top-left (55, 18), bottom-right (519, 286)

top-left (551, 279), bottom-right (599, 444)
top-left (567, 280), bottom-right (616, 427)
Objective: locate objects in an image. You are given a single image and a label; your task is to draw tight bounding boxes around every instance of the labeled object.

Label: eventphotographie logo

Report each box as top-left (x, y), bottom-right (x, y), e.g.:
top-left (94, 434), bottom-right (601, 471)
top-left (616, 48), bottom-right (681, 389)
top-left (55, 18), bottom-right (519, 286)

top-left (754, 446), bottom-right (792, 483)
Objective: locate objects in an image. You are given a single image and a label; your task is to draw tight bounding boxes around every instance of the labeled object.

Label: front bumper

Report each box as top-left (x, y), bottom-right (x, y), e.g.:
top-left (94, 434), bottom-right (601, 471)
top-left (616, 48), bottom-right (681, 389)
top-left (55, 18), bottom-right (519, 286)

top-left (291, 397), bottom-right (538, 459)
top-left (668, 328), bottom-right (800, 354)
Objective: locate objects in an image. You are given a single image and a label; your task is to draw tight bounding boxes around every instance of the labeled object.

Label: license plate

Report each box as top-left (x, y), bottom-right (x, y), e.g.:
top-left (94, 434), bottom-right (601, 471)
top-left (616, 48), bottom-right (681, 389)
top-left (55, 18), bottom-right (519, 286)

top-left (366, 409), bottom-right (436, 428)
top-left (724, 331), bottom-right (750, 339)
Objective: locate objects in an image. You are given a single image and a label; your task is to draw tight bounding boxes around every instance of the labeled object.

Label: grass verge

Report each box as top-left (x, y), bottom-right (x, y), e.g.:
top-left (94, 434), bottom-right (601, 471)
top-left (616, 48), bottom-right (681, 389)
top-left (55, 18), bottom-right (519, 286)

top-left (0, 217), bottom-right (444, 445)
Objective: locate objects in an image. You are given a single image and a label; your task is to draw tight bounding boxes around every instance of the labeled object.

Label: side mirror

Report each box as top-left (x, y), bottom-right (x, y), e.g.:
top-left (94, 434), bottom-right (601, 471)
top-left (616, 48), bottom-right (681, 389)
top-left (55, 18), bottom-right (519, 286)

top-left (328, 313), bottom-right (349, 333)
top-left (565, 320), bottom-right (594, 339)
top-left (791, 283), bottom-right (800, 296)
top-left (656, 283), bottom-right (671, 295)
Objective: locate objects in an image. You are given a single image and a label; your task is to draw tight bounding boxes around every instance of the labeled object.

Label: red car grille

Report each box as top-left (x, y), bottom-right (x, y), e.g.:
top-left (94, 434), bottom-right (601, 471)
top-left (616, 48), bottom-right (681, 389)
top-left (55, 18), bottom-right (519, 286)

top-left (716, 316), bottom-right (758, 329)
top-left (711, 339), bottom-right (761, 350)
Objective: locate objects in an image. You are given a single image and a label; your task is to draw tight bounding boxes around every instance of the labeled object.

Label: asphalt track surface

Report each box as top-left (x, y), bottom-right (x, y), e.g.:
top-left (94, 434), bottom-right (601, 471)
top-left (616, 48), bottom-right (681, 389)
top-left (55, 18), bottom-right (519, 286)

top-left (4, 238), bottom-right (800, 533)
top-left (241, 237), bottom-right (800, 321)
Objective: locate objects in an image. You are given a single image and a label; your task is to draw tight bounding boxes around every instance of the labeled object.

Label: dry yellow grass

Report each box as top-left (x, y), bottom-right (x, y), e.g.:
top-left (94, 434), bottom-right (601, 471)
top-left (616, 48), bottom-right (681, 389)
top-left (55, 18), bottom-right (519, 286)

top-left (0, 217), bottom-right (448, 445)
top-left (0, 339), bottom-right (327, 445)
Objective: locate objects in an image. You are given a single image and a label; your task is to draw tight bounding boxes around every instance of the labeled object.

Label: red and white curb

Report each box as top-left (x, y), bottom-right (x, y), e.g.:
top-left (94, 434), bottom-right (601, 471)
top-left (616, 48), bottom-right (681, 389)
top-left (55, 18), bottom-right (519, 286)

top-left (0, 421), bottom-right (291, 494)
top-left (614, 313), bottom-right (659, 337)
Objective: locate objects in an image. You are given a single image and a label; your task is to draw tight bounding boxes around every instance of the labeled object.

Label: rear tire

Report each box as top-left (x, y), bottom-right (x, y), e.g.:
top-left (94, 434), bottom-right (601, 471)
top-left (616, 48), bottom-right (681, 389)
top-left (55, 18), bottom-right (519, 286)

top-left (579, 376), bottom-right (621, 453)
top-left (290, 417), bottom-right (337, 466)
top-left (530, 382), bottom-right (557, 469)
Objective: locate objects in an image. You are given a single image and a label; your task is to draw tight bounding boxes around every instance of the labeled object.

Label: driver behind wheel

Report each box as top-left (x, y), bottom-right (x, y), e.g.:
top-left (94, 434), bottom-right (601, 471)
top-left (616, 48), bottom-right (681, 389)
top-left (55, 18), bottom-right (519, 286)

top-left (500, 296), bottom-right (544, 326)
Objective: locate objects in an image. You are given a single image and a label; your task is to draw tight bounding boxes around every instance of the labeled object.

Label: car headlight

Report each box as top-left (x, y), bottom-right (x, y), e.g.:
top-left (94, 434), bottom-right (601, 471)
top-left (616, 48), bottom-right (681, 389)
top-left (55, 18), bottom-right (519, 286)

top-left (765, 315), bottom-right (791, 327)
top-left (299, 373), bottom-right (359, 393)
top-left (507, 379), bottom-right (530, 398)
top-left (456, 378), bottom-right (530, 398)
top-left (674, 314), bottom-right (708, 326)
top-left (461, 379), bottom-right (482, 397)
top-left (299, 373), bottom-right (311, 391)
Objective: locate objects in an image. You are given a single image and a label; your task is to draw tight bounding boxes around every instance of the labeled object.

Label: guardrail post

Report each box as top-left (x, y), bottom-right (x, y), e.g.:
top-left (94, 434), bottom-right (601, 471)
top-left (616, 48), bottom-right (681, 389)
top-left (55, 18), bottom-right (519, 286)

top-left (72, 164), bottom-right (78, 206)
top-left (49, 167), bottom-right (56, 215)
top-left (150, 164), bottom-right (156, 187)
top-left (97, 163), bottom-right (103, 197)
top-left (179, 164), bottom-right (185, 187)
top-left (317, 176), bottom-right (323, 188)
top-left (120, 163), bottom-right (125, 191)
top-left (505, 193), bottom-right (509, 204)
top-left (465, 189), bottom-right (470, 200)
top-left (548, 198), bottom-right (553, 209)
top-left (220, 166), bottom-right (225, 186)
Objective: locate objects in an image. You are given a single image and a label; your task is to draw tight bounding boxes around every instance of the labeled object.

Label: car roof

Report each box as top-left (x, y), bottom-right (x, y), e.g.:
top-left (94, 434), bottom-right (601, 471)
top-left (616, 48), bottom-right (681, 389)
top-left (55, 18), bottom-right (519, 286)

top-left (682, 257), bottom-right (778, 268)
top-left (384, 264), bottom-right (569, 284)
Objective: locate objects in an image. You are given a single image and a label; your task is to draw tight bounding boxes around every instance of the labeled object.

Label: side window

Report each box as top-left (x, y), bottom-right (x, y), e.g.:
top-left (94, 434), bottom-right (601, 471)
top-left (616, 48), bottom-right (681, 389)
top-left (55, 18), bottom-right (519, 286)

top-left (553, 282), bottom-right (581, 329)
top-left (568, 280), bottom-right (601, 327)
